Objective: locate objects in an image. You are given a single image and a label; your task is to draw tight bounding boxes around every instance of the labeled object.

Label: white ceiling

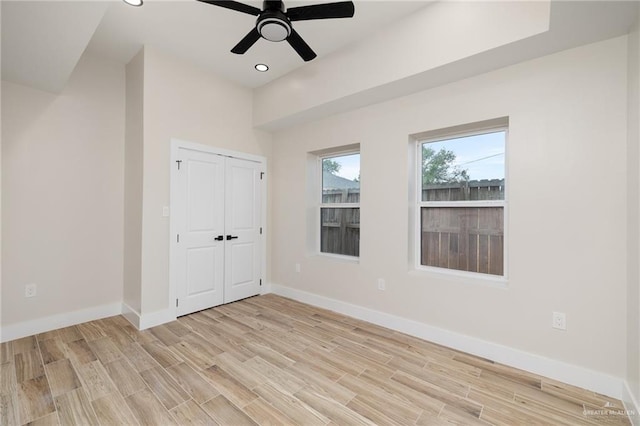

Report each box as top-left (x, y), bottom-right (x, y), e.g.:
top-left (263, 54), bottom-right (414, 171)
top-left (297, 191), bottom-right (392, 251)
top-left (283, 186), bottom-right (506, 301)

top-left (85, 0), bottom-right (430, 88)
top-left (2, 0), bottom-right (638, 96)
top-left (1, 1), bottom-right (109, 92)
top-left (1, 0), bottom-right (429, 92)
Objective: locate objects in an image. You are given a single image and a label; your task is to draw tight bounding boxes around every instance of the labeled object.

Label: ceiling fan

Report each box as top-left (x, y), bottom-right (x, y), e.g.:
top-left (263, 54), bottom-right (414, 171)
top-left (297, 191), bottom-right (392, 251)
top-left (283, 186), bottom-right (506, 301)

top-left (197, 0), bottom-right (355, 62)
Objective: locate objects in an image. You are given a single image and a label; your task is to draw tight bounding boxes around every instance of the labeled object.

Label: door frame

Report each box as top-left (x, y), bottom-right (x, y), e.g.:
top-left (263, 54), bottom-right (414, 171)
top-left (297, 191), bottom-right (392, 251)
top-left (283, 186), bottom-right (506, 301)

top-left (169, 138), bottom-right (267, 319)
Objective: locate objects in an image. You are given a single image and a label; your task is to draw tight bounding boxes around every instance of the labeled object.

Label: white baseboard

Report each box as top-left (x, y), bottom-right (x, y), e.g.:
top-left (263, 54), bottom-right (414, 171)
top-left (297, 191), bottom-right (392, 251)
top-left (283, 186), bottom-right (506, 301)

top-left (0, 302), bottom-right (122, 343)
top-left (139, 308), bottom-right (175, 330)
top-left (261, 282), bottom-right (273, 295)
top-left (121, 303), bottom-right (175, 330)
top-left (623, 381), bottom-right (640, 425)
top-left (269, 283), bottom-right (624, 400)
top-left (121, 302), bottom-right (140, 329)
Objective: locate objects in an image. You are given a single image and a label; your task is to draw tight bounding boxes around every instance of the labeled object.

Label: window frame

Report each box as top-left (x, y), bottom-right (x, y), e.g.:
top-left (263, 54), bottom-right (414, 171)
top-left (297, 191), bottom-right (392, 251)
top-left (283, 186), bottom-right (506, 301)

top-left (414, 126), bottom-right (508, 282)
top-left (317, 150), bottom-right (361, 260)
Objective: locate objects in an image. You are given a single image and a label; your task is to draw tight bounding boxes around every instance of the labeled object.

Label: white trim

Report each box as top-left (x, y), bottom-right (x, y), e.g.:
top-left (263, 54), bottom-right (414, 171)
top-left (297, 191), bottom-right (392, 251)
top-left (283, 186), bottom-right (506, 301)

top-left (138, 308), bottom-right (175, 330)
top-left (623, 381), bottom-right (640, 426)
top-left (171, 138), bottom-right (265, 164)
top-left (320, 203), bottom-right (360, 209)
top-left (121, 302), bottom-right (140, 329)
top-left (121, 302), bottom-right (175, 330)
top-left (313, 252), bottom-right (360, 263)
top-left (269, 283), bottom-right (624, 399)
top-left (260, 161), bottom-right (268, 302)
top-left (169, 140), bottom-right (180, 321)
top-left (418, 200), bottom-right (505, 208)
top-left (260, 281), bottom-right (272, 295)
top-left (0, 302), bottom-right (122, 343)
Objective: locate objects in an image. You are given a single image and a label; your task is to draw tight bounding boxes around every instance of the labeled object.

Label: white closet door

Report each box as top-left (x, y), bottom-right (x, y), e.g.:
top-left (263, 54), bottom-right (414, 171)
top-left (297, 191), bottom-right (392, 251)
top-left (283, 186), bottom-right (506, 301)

top-left (175, 148), bottom-right (225, 316)
top-left (224, 157), bottom-right (262, 303)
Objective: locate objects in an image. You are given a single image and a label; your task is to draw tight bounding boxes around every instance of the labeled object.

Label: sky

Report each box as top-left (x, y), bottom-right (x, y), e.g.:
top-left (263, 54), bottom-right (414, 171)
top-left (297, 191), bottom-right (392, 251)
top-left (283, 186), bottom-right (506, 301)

top-left (326, 153), bottom-right (360, 181)
top-left (325, 130), bottom-right (505, 182)
top-left (425, 131), bottom-right (505, 181)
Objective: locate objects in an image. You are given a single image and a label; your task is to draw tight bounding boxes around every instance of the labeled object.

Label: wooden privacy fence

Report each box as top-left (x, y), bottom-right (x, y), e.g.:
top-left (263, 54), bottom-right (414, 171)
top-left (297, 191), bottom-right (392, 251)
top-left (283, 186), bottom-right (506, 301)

top-left (320, 180), bottom-right (505, 273)
top-left (420, 179), bottom-right (504, 275)
top-left (321, 188), bottom-right (360, 256)
top-left (421, 179), bottom-right (504, 275)
top-left (321, 208), bottom-right (360, 256)
top-left (322, 189), bottom-right (360, 204)
top-left (423, 179), bottom-right (504, 201)
top-left (421, 207), bottom-right (504, 275)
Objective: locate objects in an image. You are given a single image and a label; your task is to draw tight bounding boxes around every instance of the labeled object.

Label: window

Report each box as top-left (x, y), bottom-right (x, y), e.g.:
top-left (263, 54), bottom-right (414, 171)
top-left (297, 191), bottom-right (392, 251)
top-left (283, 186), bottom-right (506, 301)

top-left (417, 127), bottom-right (506, 276)
top-left (320, 153), bottom-right (360, 257)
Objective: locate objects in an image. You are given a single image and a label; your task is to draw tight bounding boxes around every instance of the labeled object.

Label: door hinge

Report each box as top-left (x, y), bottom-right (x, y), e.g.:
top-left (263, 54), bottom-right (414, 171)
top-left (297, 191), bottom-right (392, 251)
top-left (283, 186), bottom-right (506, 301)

top-left (260, 227), bottom-right (262, 235)
top-left (176, 160), bottom-right (182, 170)
top-left (176, 298), bottom-right (179, 307)
top-left (259, 279), bottom-right (262, 286)
top-left (260, 172), bottom-right (264, 180)
top-left (177, 234), bottom-right (180, 243)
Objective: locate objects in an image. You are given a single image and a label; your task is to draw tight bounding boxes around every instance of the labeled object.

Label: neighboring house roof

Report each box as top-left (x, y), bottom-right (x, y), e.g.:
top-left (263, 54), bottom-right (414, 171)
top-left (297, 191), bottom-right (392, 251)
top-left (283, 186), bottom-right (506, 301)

top-left (323, 171), bottom-right (360, 190)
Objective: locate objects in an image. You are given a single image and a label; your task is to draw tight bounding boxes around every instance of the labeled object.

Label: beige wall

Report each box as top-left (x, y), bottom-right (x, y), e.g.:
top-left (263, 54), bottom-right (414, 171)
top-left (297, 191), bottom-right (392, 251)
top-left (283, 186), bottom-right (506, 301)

top-left (1, 54), bottom-right (125, 325)
top-left (123, 49), bottom-right (144, 314)
top-left (139, 47), bottom-right (272, 315)
top-left (270, 36), bottom-right (628, 377)
top-left (627, 10), bottom-right (640, 415)
top-left (254, 1), bottom-right (550, 129)
top-left (1, 0), bottom-right (3, 317)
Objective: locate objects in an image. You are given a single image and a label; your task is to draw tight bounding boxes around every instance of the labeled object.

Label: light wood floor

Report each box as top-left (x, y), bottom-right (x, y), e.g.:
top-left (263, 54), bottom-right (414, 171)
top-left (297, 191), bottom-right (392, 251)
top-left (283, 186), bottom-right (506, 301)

top-left (0, 294), bottom-right (630, 425)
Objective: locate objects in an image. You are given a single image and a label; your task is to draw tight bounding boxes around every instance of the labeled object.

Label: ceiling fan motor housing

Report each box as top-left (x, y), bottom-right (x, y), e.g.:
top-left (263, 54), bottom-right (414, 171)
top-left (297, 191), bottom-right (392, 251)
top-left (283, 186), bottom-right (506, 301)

top-left (257, 10), bottom-right (291, 42)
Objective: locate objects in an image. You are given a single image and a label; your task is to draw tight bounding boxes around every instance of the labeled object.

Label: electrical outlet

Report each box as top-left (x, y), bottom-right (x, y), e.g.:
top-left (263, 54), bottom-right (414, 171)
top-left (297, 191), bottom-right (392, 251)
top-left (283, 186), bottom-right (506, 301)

top-left (377, 278), bottom-right (386, 291)
top-left (552, 312), bottom-right (566, 330)
top-left (295, 263), bottom-right (301, 273)
top-left (25, 284), bottom-right (37, 298)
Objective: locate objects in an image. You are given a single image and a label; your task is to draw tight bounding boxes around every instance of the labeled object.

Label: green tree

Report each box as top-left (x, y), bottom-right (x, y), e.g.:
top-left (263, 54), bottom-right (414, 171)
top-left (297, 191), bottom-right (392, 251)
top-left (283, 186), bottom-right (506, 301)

top-left (323, 159), bottom-right (341, 175)
top-left (422, 146), bottom-right (469, 185)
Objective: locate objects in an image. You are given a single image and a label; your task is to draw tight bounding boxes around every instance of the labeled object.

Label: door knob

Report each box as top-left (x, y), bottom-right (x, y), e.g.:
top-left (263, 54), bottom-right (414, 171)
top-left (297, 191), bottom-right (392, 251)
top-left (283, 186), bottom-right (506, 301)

top-left (226, 235), bottom-right (239, 240)
top-left (214, 235), bottom-right (224, 241)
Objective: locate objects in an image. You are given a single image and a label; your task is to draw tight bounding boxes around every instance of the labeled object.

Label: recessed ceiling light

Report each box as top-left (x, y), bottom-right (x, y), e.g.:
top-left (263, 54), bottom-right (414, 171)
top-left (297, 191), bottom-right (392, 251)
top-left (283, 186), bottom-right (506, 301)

top-left (255, 64), bottom-right (269, 72)
top-left (123, 0), bottom-right (143, 7)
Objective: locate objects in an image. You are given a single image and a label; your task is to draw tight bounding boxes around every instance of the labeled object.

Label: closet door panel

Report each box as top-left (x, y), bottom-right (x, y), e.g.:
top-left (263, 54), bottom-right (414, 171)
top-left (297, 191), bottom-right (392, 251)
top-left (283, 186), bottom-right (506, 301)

top-left (224, 158), bottom-right (262, 303)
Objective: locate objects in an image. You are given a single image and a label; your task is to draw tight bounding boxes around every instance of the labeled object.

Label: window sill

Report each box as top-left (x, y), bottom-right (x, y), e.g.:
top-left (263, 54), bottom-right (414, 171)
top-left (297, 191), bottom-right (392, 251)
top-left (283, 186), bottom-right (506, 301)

top-left (312, 253), bottom-right (360, 264)
top-left (409, 266), bottom-right (508, 289)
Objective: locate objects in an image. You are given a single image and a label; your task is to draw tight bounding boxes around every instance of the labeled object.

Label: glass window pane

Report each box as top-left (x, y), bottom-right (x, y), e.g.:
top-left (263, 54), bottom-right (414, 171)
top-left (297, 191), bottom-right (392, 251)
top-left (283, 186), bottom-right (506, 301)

top-left (420, 207), bottom-right (503, 276)
top-left (321, 208), bottom-right (360, 256)
top-left (322, 154), bottom-right (360, 204)
top-left (421, 131), bottom-right (505, 202)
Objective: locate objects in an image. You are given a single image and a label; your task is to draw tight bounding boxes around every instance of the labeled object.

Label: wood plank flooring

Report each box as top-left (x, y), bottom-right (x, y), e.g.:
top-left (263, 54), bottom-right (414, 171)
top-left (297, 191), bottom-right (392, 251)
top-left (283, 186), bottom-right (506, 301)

top-left (0, 294), bottom-right (631, 425)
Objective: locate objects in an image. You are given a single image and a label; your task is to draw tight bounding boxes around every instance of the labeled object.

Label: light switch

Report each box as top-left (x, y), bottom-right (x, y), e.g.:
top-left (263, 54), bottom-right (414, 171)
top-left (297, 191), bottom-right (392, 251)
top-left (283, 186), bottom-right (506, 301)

top-left (162, 206), bottom-right (170, 217)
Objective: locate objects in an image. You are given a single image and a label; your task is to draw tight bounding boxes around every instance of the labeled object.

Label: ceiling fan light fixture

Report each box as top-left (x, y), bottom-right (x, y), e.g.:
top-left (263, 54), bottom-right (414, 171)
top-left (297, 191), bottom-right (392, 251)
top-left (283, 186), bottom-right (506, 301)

top-left (257, 18), bottom-right (290, 42)
top-left (123, 0), bottom-right (143, 6)
top-left (255, 63), bottom-right (269, 72)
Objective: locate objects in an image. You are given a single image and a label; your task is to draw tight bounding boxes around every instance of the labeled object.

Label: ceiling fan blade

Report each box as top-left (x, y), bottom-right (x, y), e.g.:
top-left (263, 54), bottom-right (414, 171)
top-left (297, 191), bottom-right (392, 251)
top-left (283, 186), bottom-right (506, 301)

top-left (286, 1), bottom-right (354, 21)
top-left (286, 29), bottom-right (317, 61)
top-left (196, 0), bottom-right (261, 16)
top-left (231, 28), bottom-right (261, 54)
